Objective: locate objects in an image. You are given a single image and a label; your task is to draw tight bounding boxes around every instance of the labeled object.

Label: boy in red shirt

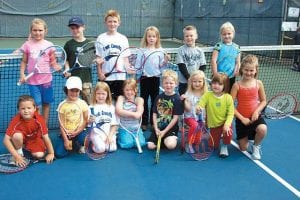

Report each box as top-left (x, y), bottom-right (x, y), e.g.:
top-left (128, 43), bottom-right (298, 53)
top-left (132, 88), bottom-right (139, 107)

top-left (3, 95), bottom-right (55, 167)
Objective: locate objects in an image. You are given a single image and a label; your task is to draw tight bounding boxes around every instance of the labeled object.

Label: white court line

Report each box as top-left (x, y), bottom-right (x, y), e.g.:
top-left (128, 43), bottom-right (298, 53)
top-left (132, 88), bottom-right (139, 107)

top-left (231, 140), bottom-right (300, 198)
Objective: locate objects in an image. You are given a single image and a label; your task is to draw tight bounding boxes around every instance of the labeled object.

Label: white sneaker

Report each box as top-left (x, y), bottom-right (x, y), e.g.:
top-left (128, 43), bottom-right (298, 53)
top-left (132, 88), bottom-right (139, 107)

top-left (252, 144), bottom-right (261, 160)
top-left (78, 146), bottom-right (86, 154)
top-left (219, 144), bottom-right (229, 158)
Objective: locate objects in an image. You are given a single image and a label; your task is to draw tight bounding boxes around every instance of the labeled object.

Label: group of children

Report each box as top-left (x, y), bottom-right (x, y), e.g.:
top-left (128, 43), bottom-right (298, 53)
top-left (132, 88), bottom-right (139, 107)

top-left (4, 9), bottom-right (268, 167)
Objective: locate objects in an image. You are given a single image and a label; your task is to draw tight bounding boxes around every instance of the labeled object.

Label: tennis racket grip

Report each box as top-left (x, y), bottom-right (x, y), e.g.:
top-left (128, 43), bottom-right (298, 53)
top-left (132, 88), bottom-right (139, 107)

top-left (17, 72), bottom-right (34, 86)
top-left (135, 137), bottom-right (143, 153)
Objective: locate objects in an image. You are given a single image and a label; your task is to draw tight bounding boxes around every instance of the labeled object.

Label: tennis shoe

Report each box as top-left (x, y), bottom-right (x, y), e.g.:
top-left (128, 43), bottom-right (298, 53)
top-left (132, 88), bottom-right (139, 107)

top-left (185, 144), bottom-right (195, 154)
top-left (252, 144), bottom-right (261, 160)
top-left (78, 146), bottom-right (86, 154)
top-left (219, 144), bottom-right (229, 158)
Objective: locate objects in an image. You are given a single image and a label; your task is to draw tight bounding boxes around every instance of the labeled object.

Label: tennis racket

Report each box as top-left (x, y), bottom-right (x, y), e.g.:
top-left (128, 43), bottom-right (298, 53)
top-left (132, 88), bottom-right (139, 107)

top-left (154, 135), bottom-right (162, 164)
top-left (58, 101), bottom-right (83, 151)
top-left (64, 41), bottom-right (103, 76)
top-left (17, 45), bottom-right (66, 85)
top-left (186, 112), bottom-right (214, 161)
top-left (104, 46), bottom-right (145, 78)
top-left (119, 100), bottom-right (143, 153)
top-left (0, 151), bottom-right (46, 174)
top-left (180, 114), bottom-right (186, 154)
top-left (261, 93), bottom-right (298, 119)
top-left (84, 120), bottom-right (110, 160)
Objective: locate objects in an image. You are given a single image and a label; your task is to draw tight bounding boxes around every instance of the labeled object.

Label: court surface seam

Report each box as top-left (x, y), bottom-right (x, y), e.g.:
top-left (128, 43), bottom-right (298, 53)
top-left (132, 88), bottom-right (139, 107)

top-left (231, 140), bottom-right (300, 198)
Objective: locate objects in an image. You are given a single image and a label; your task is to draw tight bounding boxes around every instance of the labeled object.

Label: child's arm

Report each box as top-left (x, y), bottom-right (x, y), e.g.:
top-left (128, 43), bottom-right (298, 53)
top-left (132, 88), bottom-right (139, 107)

top-left (252, 80), bottom-right (267, 122)
top-left (3, 135), bottom-right (27, 167)
top-left (223, 95), bottom-right (235, 134)
top-left (71, 110), bottom-right (89, 137)
top-left (211, 50), bottom-right (219, 76)
top-left (108, 125), bottom-right (118, 144)
top-left (19, 53), bottom-right (28, 84)
top-left (234, 53), bottom-right (241, 76)
top-left (115, 96), bottom-right (144, 119)
top-left (42, 134), bottom-right (55, 164)
top-left (230, 83), bottom-right (251, 125)
top-left (178, 63), bottom-right (190, 80)
top-left (96, 56), bottom-right (105, 81)
top-left (152, 113), bottom-right (160, 136)
top-left (160, 115), bottom-right (179, 138)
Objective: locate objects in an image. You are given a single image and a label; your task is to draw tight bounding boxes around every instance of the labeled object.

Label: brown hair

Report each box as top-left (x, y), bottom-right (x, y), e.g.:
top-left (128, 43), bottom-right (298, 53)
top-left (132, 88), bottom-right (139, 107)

top-left (91, 82), bottom-right (112, 105)
top-left (211, 73), bottom-right (230, 93)
top-left (17, 95), bottom-right (36, 109)
top-left (239, 54), bottom-right (259, 78)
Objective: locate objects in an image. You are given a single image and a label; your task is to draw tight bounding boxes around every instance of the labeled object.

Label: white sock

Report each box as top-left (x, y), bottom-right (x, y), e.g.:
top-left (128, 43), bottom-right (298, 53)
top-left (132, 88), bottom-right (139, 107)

top-left (16, 148), bottom-right (23, 156)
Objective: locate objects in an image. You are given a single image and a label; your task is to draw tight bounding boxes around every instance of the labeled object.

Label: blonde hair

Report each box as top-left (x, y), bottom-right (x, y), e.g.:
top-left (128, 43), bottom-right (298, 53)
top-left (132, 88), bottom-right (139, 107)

top-left (211, 73), bottom-right (230, 93)
top-left (104, 9), bottom-right (121, 22)
top-left (122, 78), bottom-right (138, 95)
top-left (162, 69), bottom-right (178, 84)
top-left (240, 54), bottom-right (259, 78)
top-left (183, 25), bottom-right (198, 35)
top-left (140, 26), bottom-right (161, 48)
top-left (219, 21), bottom-right (235, 35)
top-left (91, 82), bottom-right (112, 105)
top-left (186, 70), bottom-right (208, 94)
top-left (30, 18), bottom-right (48, 32)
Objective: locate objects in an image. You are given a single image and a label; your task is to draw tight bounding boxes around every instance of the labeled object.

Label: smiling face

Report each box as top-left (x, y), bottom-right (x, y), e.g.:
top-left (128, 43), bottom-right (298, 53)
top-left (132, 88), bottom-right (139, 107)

top-left (123, 84), bottom-right (136, 101)
top-left (105, 16), bottom-right (120, 34)
top-left (31, 23), bottom-right (47, 42)
top-left (221, 27), bottom-right (234, 44)
top-left (95, 88), bottom-right (108, 104)
top-left (67, 88), bottom-right (80, 101)
top-left (162, 76), bottom-right (176, 95)
top-left (69, 25), bottom-right (85, 39)
top-left (241, 63), bottom-right (257, 80)
top-left (191, 74), bottom-right (205, 91)
top-left (183, 29), bottom-right (197, 47)
top-left (146, 30), bottom-right (158, 47)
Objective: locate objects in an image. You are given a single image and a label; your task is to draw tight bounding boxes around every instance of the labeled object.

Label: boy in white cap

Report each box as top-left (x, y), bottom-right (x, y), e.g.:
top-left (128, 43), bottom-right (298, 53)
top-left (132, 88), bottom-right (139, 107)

top-left (55, 76), bottom-right (89, 158)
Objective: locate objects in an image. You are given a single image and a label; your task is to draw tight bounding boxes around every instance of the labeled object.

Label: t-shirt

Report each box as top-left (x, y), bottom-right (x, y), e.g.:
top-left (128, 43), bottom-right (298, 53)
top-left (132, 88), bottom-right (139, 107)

top-left (198, 91), bottom-right (234, 128)
top-left (184, 91), bottom-right (202, 119)
top-left (176, 44), bottom-right (206, 83)
top-left (57, 99), bottom-right (89, 130)
top-left (213, 41), bottom-right (240, 78)
top-left (64, 39), bottom-right (92, 83)
top-left (88, 104), bottom-right (118, 135)
top-left (21, 39), bottom-right (54, 85)
top-left (95, 32), bottom-right (129, 81)
top-left (152, 93), bottom-right (183, 130)
top-left (6, 112), bottom-right (48, 141)
top-left (136, 48), bottom-right (165, 77)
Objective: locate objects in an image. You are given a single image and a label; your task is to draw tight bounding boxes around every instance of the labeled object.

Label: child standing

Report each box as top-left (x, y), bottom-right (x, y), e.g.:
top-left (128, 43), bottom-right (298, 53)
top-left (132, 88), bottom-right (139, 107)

top-left (19, 18), bottom-right (60, 125)
top-left (291, 26), bottom-right (300, 71)
top-left (176, 25), bottom-right (207, 95)
top-left (211, 22), bottom-right (240, 91)
top-left (148, 70), bottom-right (184, 150)
top-left (55, 76), bottom-right (89, 158)
top-left (139, 26), bottom-right (167, 130)
top-left (196, 73), bottom-right (234, 158)
top-left (87, 81), bottom-right (118, 153)
top-left (3, 95), bottom-right (55, 166)
top-left (182, 70), bottom-right (208, 146)
top-left (96, 9), bottom-right (130, 100)
top-left (63, 16), bottom-right (93, 104)
top-left (231, 55), bottom-right (267, 160)
top-left (116, 79), bottom-right (146, 149)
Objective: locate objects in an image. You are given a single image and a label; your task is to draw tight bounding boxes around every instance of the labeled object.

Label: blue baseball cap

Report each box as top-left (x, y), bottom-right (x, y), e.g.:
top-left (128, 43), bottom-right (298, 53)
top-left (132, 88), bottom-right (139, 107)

top-left (68, 16), bottom-right (84, 26)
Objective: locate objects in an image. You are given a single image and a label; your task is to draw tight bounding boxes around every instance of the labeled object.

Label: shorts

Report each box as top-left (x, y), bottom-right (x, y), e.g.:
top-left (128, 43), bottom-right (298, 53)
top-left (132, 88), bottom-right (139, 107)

top-left (148, 126), bottom-right (178, 148)
top-left (104, 80), bottom-right (124, 101)
top-left (117, 128), bottom-right (146, 149)
top-left (235, 116), bottom-right (267, 140)
top-left (28, 82), bottom-right (54, 106)
top-left (24, 137), bottom-right (46, 153)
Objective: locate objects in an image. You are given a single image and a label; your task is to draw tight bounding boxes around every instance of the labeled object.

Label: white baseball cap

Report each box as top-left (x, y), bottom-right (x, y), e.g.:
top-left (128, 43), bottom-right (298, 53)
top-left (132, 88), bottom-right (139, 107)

top-left (65, 76), bottom-right (82, 90)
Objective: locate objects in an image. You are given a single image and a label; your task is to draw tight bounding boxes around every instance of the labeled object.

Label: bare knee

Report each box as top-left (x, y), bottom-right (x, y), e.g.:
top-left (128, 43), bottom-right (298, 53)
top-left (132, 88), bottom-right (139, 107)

top-left (164, 136), bottom-right (177, 150)
top-left (147, 142), bottom-right (156, 150)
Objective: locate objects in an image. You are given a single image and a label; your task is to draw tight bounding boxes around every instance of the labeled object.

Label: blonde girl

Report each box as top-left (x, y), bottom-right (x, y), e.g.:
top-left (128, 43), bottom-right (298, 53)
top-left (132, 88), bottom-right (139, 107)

top-left (116, 79), bottom-right (146, 149)
top-left (182, 70), bottom-right (208, 147)
top-left (88, 82), bottom-right (118, 153)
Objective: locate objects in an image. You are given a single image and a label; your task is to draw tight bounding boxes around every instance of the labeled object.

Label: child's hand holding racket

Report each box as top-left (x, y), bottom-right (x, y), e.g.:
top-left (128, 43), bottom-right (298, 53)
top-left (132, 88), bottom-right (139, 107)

top-left (15, 154), bottom-right (27, 167)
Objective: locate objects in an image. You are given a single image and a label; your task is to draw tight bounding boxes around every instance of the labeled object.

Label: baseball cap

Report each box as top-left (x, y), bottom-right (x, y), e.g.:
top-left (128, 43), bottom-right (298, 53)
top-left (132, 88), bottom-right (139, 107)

top-left (65, 76), bottom-right (82, 90)
top-left (68, 16), bottom-right (84, 26)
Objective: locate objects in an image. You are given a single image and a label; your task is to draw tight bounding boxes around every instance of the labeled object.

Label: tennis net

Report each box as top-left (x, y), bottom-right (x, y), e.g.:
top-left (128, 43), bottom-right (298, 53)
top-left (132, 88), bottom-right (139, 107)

top-left (0, 45), bottom-right (300, 133)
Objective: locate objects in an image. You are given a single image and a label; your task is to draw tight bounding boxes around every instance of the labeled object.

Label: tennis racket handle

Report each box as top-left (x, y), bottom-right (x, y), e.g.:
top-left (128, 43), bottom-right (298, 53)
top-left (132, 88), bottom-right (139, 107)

top-left (17, 72), bottom-right (34, 86)
top-left (135, 138), bottom-right (143, 153)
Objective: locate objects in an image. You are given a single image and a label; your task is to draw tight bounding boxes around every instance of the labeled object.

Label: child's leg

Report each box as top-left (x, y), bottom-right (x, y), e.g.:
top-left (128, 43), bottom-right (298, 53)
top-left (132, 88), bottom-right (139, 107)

top-left (209, 127), bottom-right (222, 149)
top-left (238, 137), bottom-right (249, 151)
top-left (54, 137), bottom-right (69, 158)
top-left (164, 136), bottom-right (178, 150)
top-left (254, 124), bottom-right (267, 146)
top-left (90, 131), bottom-right (106, 153)
top-left (222, 126), bottom-right (233, 145)
top-left (11, 132), bottom-right (24, 156)
top-left (184, 118), bottom-right (198, 144)
top-left (42, 103), bottom-right (50, 126)
top-left (147, 131), bottom-right (158, 150)
top-left (140, 78), bottom-right (150, 127)
top-left (117, 128), bottom-right (135, 149)
top-left (41, 82), bottom-right (54, 126)
top-left (149, 77), bottom-right (160, 126)
top-left (137, 129), bottom-right (146, 147)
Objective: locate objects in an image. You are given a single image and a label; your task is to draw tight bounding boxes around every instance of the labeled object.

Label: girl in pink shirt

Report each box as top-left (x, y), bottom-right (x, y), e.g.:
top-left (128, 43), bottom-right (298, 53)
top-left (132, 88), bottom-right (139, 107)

top-left (231, 55), bottom-right (267, 160)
